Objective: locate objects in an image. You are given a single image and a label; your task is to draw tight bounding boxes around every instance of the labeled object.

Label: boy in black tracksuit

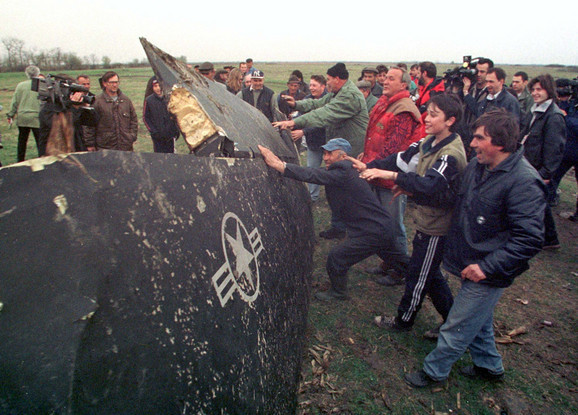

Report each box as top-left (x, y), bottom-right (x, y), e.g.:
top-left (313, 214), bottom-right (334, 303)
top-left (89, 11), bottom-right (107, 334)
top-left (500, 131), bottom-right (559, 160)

top-left (351, 94), bottom-right (467, 334)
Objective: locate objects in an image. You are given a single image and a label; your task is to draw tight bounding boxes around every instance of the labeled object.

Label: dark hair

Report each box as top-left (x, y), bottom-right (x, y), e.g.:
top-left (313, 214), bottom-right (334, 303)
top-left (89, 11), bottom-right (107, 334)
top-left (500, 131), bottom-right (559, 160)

top-left (397, 63), bottom-right (408, 70)
top-left (144, 76), bottom-right (158, 101)
top-left (472, 109), bottom-right (519, 153)
top-left (291, 70), bottom-right (304, 81)
top-left (513, 71), bottom-right (529, 82)
top-left (528, 74), bottom-right (557, 101)
top-left (246, 58), bottom-right (253, 63)
top-left (76, 74), bottom-right (90, 81)
top-left (477, 58), bottom-right (494, 68)
top-left (428, 94), bottom-right (463, 132)
top-left (419, 61), bottom-right (437, 78)
top-left (310, 74), bottom-right (326, 86)
top-left (487, 67), bottom-right (506, 81)
top-left (376, 64), bottom-right (388, 74)
top-left (410, 64), bottom-right (419, 70)
top-left (101, 71), bottom-right (118, 83)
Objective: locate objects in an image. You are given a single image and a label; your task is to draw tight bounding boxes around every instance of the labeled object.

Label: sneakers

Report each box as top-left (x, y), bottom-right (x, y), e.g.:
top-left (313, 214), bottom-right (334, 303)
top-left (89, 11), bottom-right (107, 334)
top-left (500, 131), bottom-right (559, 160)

top-left (373, 315), bottom-right (412, 332)
top-left (404, 370), bottom-right (446, 388)
top-left (423, 324), bottom-right (441, 341)
top-left (319, 227), bottom-right (346, 240)
top-left (376, 272), bottom-right (405, 286)
top-left (459, 365), bottom-right (504, 382)
top-left (314, 289), bottom-right (348, 301)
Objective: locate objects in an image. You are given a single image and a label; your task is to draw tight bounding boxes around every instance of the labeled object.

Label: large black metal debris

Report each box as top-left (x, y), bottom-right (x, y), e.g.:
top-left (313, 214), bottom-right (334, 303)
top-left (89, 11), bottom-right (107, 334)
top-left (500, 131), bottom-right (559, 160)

top-left (0, 39), bottom-right (314, 414)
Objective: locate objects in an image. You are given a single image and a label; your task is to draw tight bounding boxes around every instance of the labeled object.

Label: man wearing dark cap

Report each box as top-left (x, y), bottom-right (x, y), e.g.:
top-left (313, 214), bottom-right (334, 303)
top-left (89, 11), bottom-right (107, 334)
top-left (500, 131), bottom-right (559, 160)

top-left (278, 75), bottom-right (307, 117)
top-left (238, 70), bottom-right (278, 122)
top-left (198, 62), bottom-right (216, 80)
top-left (273, 62), bottom-right (369, 239)
top-left (356, 80), bottom-right (378, 114)
top-left (361, 66), bottom-right (383, 97)
top-left (258, 139), bottom-right (399, 301)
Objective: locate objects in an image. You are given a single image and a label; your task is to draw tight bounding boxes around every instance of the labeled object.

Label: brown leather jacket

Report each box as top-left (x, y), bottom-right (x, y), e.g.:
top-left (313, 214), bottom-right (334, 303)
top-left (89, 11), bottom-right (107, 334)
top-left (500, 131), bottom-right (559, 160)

top-left (84, 90), bottom-right (138, 151)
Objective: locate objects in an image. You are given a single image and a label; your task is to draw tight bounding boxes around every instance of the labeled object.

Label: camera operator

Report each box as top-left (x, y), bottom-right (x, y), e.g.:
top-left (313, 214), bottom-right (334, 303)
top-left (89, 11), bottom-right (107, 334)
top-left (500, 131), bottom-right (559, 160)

top-left (550, 78), bottom-right (578, 221)
top-left (37, 74), bottom-right (98, 156)
top-left (460, 58), bottom-right (493, 155)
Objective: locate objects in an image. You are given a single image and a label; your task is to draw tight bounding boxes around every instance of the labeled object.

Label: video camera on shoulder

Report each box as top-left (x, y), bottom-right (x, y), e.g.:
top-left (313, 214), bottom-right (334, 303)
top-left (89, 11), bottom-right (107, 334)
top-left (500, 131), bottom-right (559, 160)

top-left (443, 56), bottom-right (481, 91)
top-left (556, 78), bottom-right (578, 101)
top-left (31, 74), bottom-right (95, 109)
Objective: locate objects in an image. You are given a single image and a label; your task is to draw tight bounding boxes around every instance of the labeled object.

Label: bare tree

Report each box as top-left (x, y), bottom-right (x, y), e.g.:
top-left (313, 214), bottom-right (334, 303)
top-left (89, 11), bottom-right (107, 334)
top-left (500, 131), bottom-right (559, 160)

top-left (2, 37), bottom-right (25, 70)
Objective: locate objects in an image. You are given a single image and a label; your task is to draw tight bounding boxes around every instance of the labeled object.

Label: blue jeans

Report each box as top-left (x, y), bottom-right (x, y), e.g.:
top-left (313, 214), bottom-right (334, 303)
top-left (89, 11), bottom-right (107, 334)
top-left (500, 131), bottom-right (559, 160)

top-left (423, 279), bottom-right (505, 381)
top-left (307, 148), bottom-right (324, 201)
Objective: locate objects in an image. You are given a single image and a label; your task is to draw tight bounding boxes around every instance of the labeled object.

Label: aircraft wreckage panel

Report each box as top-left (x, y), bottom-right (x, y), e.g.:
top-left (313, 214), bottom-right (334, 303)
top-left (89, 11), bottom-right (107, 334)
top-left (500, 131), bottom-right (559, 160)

top-left (139, 38), bottom-right (296, 159)
top-left (0, 151), bottom-right (314, 414)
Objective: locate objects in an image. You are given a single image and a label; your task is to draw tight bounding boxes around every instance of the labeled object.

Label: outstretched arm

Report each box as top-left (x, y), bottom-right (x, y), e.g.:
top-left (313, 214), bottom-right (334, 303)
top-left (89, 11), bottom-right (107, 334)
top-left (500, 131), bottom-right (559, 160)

top-left (258, 145), bottom-right (286, 173)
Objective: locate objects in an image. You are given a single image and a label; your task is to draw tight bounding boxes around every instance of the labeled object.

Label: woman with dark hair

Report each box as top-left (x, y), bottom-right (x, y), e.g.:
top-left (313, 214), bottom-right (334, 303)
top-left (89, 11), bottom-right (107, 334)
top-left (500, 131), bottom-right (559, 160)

top-left (521, 74), bottom-right (566, 249)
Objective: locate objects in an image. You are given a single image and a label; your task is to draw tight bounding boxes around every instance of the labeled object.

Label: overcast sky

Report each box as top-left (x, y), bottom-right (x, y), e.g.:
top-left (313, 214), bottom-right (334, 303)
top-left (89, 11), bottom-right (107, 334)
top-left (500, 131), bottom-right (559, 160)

top-left (1, 0), bottom-right (577, 66)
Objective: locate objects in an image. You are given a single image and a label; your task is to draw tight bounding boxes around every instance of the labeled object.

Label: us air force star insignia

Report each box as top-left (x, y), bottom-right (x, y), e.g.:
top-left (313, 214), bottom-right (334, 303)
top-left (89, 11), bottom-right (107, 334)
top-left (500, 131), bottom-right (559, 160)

top-left (212, 212), bottom-right (264, 307)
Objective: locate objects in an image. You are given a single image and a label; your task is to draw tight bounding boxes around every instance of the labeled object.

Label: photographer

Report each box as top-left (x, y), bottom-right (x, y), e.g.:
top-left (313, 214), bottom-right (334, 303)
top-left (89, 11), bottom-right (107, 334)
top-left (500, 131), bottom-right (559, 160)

top-left (460, 58), bottom-right (493, 155)
top-left (549, 78), bottom-right (578, 222)
top-left (37, 74), bottom-right (98, 156)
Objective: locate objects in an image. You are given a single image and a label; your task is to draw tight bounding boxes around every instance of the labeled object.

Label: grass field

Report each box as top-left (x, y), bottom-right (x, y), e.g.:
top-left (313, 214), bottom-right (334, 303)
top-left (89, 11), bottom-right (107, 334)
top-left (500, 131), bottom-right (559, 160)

top-left (1, 62), bottom-right (577, 414)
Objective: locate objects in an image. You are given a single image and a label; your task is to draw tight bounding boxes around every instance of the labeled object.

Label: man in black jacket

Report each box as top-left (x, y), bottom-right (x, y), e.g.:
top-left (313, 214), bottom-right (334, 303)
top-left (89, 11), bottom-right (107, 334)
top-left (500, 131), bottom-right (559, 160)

top-left (258, 139), bottom-right (399, 301)
top-left (404, 110), bottom-right (546, 388)
top-left (238, 70), bottom-right (277, 122)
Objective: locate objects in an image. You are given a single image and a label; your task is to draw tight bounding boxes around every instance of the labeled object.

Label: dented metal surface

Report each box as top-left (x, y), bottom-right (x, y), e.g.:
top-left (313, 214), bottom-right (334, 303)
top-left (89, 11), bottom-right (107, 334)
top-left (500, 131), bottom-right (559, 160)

top-left (0, 40), bottom-right (315, 414)
top-left (140, 37), bottom-right (297, 160)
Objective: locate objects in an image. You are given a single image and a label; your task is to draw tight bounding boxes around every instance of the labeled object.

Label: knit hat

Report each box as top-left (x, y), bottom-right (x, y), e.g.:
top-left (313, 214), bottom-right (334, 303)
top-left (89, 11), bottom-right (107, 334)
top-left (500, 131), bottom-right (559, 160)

top-left (327, 63), bottom-right (349, 80)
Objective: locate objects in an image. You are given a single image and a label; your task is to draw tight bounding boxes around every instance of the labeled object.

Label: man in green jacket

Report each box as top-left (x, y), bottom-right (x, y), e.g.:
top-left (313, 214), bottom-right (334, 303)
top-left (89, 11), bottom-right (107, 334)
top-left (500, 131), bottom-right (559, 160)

top-left (273, 62), bottom-right (368, 158)
top-left (273, 63), bottom-right (369, 240)
top-left (7, 65), bottom-right (41, 162)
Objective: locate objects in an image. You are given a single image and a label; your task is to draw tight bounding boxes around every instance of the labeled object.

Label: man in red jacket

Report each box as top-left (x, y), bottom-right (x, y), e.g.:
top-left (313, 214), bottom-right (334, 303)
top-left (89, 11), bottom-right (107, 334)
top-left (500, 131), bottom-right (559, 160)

top-left (415, 61), bottom-right (445, 122)
top-left (361, 66), bottom-right (425, 285)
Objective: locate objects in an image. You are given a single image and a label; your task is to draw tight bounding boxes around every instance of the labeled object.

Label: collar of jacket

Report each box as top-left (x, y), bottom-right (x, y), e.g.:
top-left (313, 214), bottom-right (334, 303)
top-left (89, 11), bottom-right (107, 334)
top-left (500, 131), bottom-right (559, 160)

top-left (422, 132), bottom-right (459, 155)
top-left (531, 99), bottom-right (553, 114)
top-left (487, 89), bottom-right (503, 101)
top-left (103, 90), bottom-right (125, 102)
top-left (475, 144), bottom-right (524, 174)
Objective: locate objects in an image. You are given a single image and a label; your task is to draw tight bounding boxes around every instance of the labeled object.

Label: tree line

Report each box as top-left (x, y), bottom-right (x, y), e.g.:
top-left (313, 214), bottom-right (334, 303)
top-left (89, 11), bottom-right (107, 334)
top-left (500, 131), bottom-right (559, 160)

top-left (0, 37), bottom-right (158, 73)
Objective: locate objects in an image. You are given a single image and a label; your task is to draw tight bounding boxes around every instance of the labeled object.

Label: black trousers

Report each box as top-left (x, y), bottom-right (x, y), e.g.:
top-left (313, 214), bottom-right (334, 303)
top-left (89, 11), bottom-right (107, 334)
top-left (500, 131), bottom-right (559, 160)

top-left (326, 233), bottom-right (399, 294)
top-left (396, 231), bottom-right (453, 328)
top-left (17, 126), bottom-right (40, 162)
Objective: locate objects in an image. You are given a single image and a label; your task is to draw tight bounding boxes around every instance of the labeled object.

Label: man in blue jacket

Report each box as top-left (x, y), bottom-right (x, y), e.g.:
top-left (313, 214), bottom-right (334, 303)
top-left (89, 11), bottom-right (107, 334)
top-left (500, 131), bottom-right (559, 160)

top-left (463, 67), bottom-right (520, 121)
top-left (404, 109), bottom-right (546, 388)
top-left (258, 139), bottom-right (399, 301)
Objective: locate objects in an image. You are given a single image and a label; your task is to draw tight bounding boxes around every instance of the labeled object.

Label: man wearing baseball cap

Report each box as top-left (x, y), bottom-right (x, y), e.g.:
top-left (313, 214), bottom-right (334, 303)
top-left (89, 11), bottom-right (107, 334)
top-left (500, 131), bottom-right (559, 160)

top-left (238, 70), bottom-right (278, 122)
top-left (273, 62), bottom-right (369, 240)
top-left (258, 139), bottom-right (399, 301)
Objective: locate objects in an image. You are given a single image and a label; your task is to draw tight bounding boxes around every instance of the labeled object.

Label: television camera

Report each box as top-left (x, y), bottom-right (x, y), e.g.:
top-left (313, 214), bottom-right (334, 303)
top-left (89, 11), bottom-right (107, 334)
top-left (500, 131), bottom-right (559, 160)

top-left (556, 78), bottom-right (578, 101)
top-left (31, 74), bottom-right (95, 111)
top-left (443, 56), bottom-right (481, 92)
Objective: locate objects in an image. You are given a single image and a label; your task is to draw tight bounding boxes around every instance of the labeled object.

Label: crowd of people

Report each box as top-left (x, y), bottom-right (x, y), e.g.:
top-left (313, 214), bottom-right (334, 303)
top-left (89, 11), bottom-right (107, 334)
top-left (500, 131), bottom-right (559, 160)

top-left (258, 59), bottom-right (577, 389)
top-left (3, 57), bottom-right (577, 388)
